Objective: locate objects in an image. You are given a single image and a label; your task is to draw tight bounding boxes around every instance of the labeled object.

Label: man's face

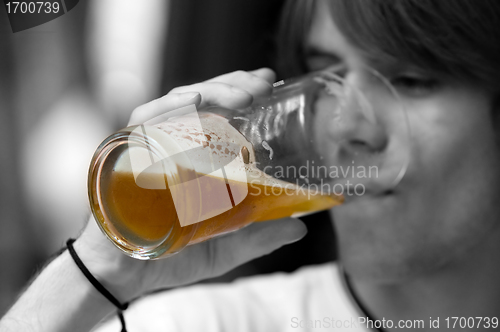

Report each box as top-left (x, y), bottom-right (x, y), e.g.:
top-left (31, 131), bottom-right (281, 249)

top-left (307, 0), bottom-right (500, 282)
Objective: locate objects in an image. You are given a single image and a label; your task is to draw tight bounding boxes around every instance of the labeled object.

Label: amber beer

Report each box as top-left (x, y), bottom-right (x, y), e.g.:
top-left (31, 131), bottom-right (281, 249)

top-left (89, 111), bottom-right (343, 259)
top-left (93, 167), bottom-right (341, 256)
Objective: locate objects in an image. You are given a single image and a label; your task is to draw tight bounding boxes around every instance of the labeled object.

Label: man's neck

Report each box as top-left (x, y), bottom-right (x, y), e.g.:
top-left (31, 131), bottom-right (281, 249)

top-left (349, 233), bottom-right (500, 331)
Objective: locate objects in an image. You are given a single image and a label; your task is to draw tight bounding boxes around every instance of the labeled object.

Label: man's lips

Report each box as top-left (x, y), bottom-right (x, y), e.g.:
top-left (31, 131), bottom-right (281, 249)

top-left (327, 177), bottom-right (398, 196)
top-left (341, 188), bottom-right (396, 205)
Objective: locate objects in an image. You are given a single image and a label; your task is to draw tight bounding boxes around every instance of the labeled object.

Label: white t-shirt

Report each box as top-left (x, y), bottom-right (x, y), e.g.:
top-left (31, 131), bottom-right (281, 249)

top-left (93, 263), bottom-right (372, 332)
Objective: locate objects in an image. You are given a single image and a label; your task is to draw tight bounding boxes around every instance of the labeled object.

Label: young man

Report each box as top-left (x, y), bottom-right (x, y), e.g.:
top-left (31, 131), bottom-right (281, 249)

top-left (2, 0), bottom-right (500, 331)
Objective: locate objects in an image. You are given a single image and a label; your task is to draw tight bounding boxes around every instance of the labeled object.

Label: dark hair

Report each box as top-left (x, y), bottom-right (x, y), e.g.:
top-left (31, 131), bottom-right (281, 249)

top-left (276, 0), bottom-right (316, 77)
top-left (278, 0), bottom-right (500, 91)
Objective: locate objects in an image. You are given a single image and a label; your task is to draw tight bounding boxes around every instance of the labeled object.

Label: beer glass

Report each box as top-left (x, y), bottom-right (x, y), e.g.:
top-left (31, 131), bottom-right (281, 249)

top-left (88, 69), bottom-right (411, 259)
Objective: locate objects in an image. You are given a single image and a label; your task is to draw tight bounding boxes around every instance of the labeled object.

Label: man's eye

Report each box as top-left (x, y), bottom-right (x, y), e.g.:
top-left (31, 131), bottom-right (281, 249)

top-left (390, 76), bottom-right (440, 96)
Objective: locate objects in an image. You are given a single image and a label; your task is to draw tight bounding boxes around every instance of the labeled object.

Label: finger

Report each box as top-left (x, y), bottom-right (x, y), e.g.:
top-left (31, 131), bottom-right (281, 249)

top-left (208, 68), bottom-right (276, 85)
top-left (128, 92), bottom-right (202, 126)
top-left (170, 82), bottom-right (254, 109)
top-left (206, 69), bottom-right (275, 97)
top-left (185, 218), bottom-right (307, 281)
top-left (249, 67), bottom-right (277, 85)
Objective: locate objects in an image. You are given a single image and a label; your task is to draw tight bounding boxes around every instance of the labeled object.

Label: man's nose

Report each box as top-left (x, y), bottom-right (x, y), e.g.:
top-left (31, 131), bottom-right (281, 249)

top-left (331, 85), bottom-right (389, 158)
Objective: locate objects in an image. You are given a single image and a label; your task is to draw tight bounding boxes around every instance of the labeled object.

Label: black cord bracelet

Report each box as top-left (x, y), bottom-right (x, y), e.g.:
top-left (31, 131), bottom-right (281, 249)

top-left (66, 238), bottom-right (129, 332)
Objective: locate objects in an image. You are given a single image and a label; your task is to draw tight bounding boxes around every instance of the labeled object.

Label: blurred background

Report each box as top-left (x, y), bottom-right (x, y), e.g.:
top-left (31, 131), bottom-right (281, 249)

top-left (0, 0), bottom-right (335, 315)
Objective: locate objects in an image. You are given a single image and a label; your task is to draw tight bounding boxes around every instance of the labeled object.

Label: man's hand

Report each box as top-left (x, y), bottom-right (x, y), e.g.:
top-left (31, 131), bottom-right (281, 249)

top-left (76, 68), bottom-right (308, 302)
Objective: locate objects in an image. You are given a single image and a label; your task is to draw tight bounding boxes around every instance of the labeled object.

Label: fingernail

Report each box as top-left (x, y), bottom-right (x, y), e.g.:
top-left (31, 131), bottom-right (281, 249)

top-left (251, 75), bottom-right (272, 88)
top-left (181, 92), bottom-right (200, 100)
top-left (283, 221), bottom-right (308, 244)
top-left (285, 232), bottom-right (307, 244)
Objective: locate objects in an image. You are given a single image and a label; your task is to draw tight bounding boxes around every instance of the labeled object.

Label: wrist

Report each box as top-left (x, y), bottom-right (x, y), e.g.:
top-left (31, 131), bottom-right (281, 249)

top-left (57, 250), bottom-right (115, 310)
top-left (74, 216), bottom-right (148, 302)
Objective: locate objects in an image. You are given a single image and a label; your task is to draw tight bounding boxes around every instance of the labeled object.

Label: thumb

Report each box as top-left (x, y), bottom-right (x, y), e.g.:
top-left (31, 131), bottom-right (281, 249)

top-left (185, 218), bottom-right (308, 281)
